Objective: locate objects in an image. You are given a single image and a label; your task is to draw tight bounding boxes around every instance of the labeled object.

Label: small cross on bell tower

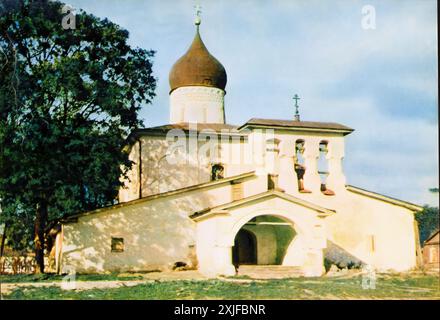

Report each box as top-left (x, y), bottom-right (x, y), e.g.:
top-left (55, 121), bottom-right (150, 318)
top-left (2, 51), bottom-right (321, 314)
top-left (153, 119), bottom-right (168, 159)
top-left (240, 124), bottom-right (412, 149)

top-left (293, 94), bottom-right (301, 121)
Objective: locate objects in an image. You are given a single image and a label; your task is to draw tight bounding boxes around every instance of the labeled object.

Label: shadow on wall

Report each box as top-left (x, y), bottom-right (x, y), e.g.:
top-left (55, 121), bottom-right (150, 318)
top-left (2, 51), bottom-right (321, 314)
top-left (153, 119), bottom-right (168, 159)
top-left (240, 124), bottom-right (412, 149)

top-left (324, 240), bottom-right (365, 271)
top-left (142, 136), bottom-right (227, 196)
top-left (62, 180), bottom-right (221, 273)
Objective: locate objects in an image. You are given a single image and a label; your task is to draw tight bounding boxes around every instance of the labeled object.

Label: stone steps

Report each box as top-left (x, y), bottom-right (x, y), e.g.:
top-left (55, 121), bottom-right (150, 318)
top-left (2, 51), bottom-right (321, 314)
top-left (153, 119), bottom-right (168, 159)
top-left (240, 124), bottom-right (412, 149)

top-left (236, 265), bottom-right (304, 279)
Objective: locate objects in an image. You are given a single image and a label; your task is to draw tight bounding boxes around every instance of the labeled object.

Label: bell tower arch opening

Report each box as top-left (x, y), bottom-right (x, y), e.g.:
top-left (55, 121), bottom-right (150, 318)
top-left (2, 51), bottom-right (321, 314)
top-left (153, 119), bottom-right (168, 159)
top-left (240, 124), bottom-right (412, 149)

top-left (318, 140), bottom-right (335, 196)
top-left (294, 139), bottom-right (311, 193)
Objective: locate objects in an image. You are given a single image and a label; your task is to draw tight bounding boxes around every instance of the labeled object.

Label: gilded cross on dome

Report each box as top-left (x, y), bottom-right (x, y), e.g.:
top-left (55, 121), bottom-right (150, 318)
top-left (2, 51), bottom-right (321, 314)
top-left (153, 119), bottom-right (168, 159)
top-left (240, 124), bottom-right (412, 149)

top-left (194, 3), bottom-right (202, 26)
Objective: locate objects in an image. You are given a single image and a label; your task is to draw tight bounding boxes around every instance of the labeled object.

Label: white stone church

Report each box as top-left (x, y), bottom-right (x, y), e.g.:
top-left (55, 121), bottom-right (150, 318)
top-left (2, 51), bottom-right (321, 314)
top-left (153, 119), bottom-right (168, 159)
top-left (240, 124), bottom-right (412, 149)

top-left (52, 18), bottom-right (423, 277)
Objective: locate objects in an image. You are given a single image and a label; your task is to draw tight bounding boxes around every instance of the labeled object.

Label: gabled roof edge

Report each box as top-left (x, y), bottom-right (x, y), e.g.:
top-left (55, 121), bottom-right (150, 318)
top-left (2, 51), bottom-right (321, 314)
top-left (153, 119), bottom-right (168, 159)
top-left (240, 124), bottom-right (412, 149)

top-left (346, 185), bottom-right (424, 212)
top-left (424, 229), bottom-right (440, 245)
top-left (60, 171), bottom-right (256, 223)
top-left (190, 189), bottom-right (336, 221)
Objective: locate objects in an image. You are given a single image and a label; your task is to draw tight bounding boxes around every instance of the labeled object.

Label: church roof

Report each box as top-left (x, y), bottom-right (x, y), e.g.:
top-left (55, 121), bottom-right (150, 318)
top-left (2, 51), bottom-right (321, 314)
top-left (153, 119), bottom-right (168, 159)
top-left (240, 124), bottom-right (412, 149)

top-left (129, 123), bottom-right (244, 140)
top-left (169, 25), bottom-right (227, 93)
top-left (128, 118), bottom-right (354, 141)
top-left (424, 229), bottom-right (439, 245)
top-left (346, 185), bottom-right (423, 212)
top-left (238, 118), bottom-right (354, 135)
top-left (60, 171), bottom-right (256, 223)
top-left (190, 189), bottom-right (336, 221)
top-left (143, 122), bottom-right (238, 132)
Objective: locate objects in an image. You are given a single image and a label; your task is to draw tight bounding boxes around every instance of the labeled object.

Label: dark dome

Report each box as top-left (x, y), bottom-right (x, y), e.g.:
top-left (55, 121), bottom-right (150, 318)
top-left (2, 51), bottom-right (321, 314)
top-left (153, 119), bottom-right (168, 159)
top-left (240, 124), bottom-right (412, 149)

top-left (169, 27), bottom-right (227, 93)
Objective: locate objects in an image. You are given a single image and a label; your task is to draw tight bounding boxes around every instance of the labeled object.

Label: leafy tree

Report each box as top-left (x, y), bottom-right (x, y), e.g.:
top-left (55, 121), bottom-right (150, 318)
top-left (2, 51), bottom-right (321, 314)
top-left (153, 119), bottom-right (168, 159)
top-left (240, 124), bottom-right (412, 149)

top-left (0, 0), bottom-right (156, 272)
top-left (416, 206), bottom-right (439, 244)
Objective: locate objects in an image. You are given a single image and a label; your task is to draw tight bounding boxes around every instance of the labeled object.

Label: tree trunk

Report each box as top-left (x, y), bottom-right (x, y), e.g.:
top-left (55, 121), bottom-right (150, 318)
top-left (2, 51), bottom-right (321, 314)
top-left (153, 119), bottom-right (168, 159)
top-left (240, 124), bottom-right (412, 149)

top-left (34, 200), bottom-right (48, 274)
top-left (0, 223), bottom-right (6, 258)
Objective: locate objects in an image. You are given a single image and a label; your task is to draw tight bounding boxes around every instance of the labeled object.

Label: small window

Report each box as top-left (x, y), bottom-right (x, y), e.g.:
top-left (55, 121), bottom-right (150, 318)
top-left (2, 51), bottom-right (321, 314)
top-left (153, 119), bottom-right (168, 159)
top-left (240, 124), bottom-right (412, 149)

top-left (267, 174), bottom-right (278, 190)
top-left (211, 164), bottom-right (224, 181)
top-left (231, 181), bottom-right (243, 201)
top-left (111, 237), bottom-right (124, 252)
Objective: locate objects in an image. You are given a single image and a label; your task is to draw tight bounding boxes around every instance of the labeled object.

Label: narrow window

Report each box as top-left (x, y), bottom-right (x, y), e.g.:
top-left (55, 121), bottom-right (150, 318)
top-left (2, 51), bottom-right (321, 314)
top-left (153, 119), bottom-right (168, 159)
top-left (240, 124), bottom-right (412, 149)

top-left (111, 237), bottom-right (124, 253)
top-left (294, 139), bottom-right (310, 193)
top-left (267, 174), bottom-right (279, 190)
top-left (318, 141), bottom-right (335, 196)
top-left (211, 163), bottom-right (224, 181)
top-left (231, 181), bottom-right (243, 201)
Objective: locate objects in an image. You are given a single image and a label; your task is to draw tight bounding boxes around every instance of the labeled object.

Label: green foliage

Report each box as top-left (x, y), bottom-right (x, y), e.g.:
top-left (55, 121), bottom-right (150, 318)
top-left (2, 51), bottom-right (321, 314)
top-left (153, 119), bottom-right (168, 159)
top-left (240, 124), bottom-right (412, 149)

top-left (416, 205), bottom-right (439, 244)
top-left (0, 0), bottom-right (156, 250)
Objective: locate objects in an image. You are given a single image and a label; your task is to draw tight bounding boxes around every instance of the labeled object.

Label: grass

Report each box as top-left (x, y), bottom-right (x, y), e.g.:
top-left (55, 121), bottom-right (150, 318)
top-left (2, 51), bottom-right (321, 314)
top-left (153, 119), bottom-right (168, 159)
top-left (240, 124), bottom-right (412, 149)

top-left (2, 273), bottom-right (440, 300)
top-left (0, 272), bottom-right (145, 283)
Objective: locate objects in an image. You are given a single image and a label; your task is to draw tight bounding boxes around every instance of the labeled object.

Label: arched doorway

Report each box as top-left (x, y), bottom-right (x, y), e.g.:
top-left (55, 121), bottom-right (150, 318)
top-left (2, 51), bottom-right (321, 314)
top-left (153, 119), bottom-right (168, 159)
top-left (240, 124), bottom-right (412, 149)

top-left (232, 229), bottom-right (257, 265)
top-left (232, 215), bottom-right (296, 267)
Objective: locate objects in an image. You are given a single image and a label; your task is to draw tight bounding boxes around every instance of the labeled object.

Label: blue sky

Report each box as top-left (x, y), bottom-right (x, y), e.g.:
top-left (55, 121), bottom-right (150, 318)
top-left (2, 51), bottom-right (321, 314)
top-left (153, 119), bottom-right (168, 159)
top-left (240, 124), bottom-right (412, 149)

top-left (67, 0), bottom-right (438, 206)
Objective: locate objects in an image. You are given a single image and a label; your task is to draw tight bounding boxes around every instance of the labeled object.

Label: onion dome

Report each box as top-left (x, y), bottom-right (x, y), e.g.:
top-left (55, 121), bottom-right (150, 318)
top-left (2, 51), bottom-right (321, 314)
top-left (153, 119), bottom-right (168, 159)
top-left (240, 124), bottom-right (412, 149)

top-left (169, 22), bottom-right (227, 93)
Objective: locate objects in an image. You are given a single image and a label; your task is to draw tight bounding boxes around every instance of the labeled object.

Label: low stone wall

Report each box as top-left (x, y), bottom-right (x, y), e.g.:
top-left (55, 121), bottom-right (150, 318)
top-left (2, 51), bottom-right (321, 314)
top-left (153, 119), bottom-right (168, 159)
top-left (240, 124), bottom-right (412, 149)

top-left (0, 256), bottom-right (36, 274)
top-left (0, 255), bottom-right (53, 274)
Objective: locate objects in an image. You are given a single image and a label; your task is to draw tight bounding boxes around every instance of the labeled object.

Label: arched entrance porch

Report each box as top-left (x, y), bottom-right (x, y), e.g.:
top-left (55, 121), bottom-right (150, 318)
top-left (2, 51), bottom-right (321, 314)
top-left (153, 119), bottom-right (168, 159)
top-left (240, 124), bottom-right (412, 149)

top-left (193, 194), bottom-right (329, 278)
